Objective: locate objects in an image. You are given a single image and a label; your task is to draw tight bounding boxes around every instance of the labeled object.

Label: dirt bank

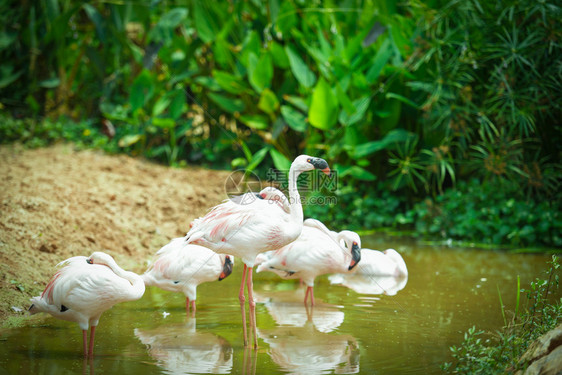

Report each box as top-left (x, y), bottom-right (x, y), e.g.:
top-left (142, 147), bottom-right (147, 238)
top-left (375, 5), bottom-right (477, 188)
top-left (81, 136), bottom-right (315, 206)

top-left (0, 143), bottom-right (230, 326)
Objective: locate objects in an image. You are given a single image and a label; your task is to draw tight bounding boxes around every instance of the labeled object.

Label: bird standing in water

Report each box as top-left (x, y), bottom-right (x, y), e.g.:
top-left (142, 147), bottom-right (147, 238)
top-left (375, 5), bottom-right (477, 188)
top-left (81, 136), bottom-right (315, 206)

top-left (142, 238), bottom-right (233, 316)
top-left (184, 155), bottom-right (330, 347)
top-left (29, 252), bottom-right (145, 357)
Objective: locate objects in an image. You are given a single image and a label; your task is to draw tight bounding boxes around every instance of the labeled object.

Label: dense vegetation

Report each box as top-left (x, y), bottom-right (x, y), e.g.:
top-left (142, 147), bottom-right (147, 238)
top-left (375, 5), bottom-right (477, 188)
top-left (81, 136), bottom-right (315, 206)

top-left (443, 255), bottom-right (561, 374)
top-left (1, 0), bottom-right (560, 247)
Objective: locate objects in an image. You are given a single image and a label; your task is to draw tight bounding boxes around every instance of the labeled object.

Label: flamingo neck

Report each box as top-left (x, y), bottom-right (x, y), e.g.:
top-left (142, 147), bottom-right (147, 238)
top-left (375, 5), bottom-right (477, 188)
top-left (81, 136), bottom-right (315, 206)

top-left (287, 166), bottom-right (304, 224)
top-left (103, 259), bottom-right (146, 299)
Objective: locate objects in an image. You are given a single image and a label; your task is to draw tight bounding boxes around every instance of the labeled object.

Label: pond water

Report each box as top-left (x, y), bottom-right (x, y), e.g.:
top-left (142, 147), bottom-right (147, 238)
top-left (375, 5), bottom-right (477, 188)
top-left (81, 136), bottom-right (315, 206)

top-left (0, 235), bottom-right (558, 374)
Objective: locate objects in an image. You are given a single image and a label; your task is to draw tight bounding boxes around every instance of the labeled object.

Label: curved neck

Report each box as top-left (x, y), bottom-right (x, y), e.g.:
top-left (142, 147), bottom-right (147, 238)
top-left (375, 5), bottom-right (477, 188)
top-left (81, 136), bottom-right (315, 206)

top-left (104, 259), bottom-right (146, 299)
top-left (287, 167), bottom-right (304, 223)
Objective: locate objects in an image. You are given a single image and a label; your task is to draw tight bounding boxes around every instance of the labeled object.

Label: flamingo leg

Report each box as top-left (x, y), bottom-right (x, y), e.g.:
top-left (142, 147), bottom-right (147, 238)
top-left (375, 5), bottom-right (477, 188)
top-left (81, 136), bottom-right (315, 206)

top-left (88, 326), bottom-right (96, 357)
top-left (82, 329), bottom-right (88, 357)
top-left (239, 264), bottom-right (248, 346)
top-left (246, 267), bottom-right (258, 348)
top-left (304, 286), bottom-right (315, 306)
top-left (191, 300), bottom-right (196, 316)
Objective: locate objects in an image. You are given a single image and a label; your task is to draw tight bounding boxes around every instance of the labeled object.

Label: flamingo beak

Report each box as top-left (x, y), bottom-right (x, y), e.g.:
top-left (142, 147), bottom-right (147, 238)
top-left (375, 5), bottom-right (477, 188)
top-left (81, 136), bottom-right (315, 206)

top-left (348, 242), bottom-right (361, 270)
top-left (219, 256), bottom-right (233, 281)
top-left (321, 167), bottom-right (331, 176)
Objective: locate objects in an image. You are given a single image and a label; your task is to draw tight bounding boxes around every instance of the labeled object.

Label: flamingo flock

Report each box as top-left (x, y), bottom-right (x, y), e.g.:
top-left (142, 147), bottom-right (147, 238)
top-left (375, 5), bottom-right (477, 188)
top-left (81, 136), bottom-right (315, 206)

top-left (28, 154), bottom-right (408, 356)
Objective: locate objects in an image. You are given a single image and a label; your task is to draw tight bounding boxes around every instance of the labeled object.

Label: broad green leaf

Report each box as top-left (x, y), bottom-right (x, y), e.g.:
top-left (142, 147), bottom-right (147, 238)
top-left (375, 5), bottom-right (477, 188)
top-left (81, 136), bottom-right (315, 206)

top-left (308, 78), bottom-right (338, 130)
top-left (341, 166), bottom-right (377, 181)
top-left (157, 7), bottom-right (188, 28)
top-left (270, 42), bottom-right (289, 68)
top-left (208, 92), bottom-right (245, 113)
top-left (258, 89), bottom-right (280, 115)
top-left (283, 95), bottom-right (308, 112)
top-left (269, 0), bottom-right (280, 23)
top-left (130, 70), bottom-right (154, 112)
top-left (152, 118), bottom-right (175, 128)
top-left (213, 70), bottom-right (247, 94)
top-left (285, 46), bottom-right (316, 88)
top-left (246, 146), bottom-right (271, 172)
top-left (194, 76), bottom-right (221, 91)
top-left (276, 1), bottom-right (296, 36)
top-left (270, 148), bottom-right (292, 172)
top-left (249, 52), bottom-right (273, 93)
top-left (194, 1), bottom-right (218, 43)
top-left (366, 38), bottom-right (392, 83)
top-left (336, 84), bottom-right (355, 115)
top-left (339, 96), bottom-right (370, 126)
top-left (354, 129), bottom-right (414, 158)
top-left (240, 31), bottom-right (260, 68)
top-left (239, 115), bottom-right (269, 130)
top-left (169, 90), bottom-right (186, 119)
top-left (152, 95), bottom-right (171, 117)
top-left (214, 38), bottom-right (234, 69)
top-left (118, 134), bottom-right (143, 147)
top-left (281, 105), bottom-right (307, 132)
top-left (83, 4), bottom-right (106, 43)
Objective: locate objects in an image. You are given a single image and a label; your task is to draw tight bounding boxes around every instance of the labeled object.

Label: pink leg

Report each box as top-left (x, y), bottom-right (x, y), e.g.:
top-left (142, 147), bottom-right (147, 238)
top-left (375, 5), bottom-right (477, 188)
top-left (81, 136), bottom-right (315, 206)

top-left (239, 264), bottom-right (248, 346)
top-left (191, 300), bottom-right (196, 316)
top-left (82, 330), bottom-right (88, 357)
top-left (304, 286), bottom-right (315, 306)
top-left (88, 326), bottom-right (96, 357)
top-left (246, 267), bottom-right (258, 349)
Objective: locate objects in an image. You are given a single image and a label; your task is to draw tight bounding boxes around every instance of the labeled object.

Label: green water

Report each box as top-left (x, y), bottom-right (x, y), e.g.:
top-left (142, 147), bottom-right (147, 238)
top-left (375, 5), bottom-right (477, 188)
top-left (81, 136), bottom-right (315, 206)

top-left (0, 235), bottom-right (558, 374)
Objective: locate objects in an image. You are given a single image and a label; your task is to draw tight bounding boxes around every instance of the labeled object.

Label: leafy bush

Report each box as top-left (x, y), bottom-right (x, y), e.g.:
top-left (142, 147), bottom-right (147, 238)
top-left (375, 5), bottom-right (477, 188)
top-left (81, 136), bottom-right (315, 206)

top-left (443, 256), bottom-right (561, 373)
top-left (412, 179), bottom-right (562, 247)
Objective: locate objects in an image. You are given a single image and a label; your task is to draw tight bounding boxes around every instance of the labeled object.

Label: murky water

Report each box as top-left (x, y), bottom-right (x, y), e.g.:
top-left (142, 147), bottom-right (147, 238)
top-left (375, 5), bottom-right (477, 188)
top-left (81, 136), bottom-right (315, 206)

top-left (1, 235), bottom-right (559, 374)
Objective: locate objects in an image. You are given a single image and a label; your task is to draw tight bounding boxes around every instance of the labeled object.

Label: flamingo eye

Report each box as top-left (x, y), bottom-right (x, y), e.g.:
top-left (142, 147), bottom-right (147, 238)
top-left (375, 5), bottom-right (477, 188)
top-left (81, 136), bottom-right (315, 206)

top-left (86, 258), bottom-right (93, 264)
top-left (353, 242), bottom-right (358, 246)
top-left (307, 158), bottom-right (312, 163)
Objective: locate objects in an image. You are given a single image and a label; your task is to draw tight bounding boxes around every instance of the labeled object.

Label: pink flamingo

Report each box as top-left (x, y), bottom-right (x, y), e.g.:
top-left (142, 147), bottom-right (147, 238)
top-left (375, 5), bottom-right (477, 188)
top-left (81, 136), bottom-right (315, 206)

top-left (256, 220), bottom-right (361, 306)
top-left (184, 155), bottom-right (330, 348)
top-left (29, 252), bottom-right (145, 357)
top-left (142, 238), bottom-right (234, 315)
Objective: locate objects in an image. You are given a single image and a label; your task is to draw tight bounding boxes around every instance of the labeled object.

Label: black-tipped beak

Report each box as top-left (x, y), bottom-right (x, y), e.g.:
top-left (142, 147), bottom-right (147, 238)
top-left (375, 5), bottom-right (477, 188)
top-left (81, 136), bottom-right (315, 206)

top-left (86, 258), bottom-right (93, 264)
top-left (310, 157), bottom-right (331, 176)
top-left (219, 256), bottom-right (233, 281)
top-left (348, 243), bottom-right (361, 270)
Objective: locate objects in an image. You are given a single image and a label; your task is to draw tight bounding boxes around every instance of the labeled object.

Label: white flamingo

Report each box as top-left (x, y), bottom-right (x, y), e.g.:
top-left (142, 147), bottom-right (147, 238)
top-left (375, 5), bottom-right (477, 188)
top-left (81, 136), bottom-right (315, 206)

top-left (184, 155), bottom-right (330, 347)
top-left (256, 222), bottom-right (361, 306)
top-left (142, 238), bottom-right (234, 316)
top-left (29, 252), bottom-right (145, 357)
top-left (352, 248), bottom-right (408, 277)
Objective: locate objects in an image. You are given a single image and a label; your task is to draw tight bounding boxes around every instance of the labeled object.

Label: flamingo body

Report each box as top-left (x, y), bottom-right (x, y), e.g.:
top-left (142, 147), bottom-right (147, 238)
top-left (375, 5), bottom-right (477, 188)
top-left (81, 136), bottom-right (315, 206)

top-left (353, 248), bottom-right (408, 277)
top-left (142, 238), bottom-right (233, 314)
top-left (29, 252), bottom-right (145, 356)
top-left (256, 224), bottom-right (361, 305)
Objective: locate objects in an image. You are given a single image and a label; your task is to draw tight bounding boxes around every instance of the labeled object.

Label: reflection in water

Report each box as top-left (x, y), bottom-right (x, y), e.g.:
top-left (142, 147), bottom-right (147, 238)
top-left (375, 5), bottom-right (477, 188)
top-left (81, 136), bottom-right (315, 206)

top-left (255, 289), bottom-right (344, 333)
top-left (256, 289), bottom-right (359, 374)
top-left (134, 318), bottom-right (233, 374)
top-left (329, 273), bottom-right (408, 296)
top-left (258, 324), bottom-right (359, 374)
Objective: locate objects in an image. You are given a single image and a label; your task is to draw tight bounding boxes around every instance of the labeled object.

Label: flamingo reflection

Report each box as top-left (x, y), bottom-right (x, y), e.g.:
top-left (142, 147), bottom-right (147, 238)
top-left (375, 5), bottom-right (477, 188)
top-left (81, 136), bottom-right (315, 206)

top-left (134, 319), bottom-right (232, 374)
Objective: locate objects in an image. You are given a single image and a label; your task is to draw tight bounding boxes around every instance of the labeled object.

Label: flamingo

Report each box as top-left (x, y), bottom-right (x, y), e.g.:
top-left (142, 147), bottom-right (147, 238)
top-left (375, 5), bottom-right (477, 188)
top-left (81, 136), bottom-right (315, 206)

top-left (255, 222), bottom-right (361, 306)
top-left (142, 238), bottom-right (234, 315)
top-left (184, 155), bottom-right (330, 348)
top-left (350, 248), bottom-right (408, 277)
top-left (28, 252), bottom-right (145, 357)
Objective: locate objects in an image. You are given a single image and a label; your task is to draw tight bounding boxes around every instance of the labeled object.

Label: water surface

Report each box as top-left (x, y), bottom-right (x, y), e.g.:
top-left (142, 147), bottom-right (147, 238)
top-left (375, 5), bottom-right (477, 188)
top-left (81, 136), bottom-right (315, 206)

top-left (0, 235), bottom-right (558, 374)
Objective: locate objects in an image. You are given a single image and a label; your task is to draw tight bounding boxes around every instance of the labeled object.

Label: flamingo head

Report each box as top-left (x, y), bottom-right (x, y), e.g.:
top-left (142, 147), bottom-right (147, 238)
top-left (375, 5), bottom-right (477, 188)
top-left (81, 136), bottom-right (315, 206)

top-left (219, 255), bottom-right (234, 281)
top-left (339, 231), bottom-right (362, 270)
top-left (87, 252), bottom-right (114, 266)
top-left (292, 155), bottom-right (331, 176)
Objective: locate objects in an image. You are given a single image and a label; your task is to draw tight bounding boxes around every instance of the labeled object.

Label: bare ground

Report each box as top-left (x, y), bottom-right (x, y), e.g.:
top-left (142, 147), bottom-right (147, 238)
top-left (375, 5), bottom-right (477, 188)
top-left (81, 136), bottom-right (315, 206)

top-left (0, 143), bottom-right (230, 326)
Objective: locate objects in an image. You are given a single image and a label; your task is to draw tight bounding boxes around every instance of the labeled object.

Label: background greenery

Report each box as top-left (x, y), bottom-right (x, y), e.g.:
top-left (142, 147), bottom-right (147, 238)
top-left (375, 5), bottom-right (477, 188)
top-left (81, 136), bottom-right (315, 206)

top-left (1, 0), bottom-right (560, 247)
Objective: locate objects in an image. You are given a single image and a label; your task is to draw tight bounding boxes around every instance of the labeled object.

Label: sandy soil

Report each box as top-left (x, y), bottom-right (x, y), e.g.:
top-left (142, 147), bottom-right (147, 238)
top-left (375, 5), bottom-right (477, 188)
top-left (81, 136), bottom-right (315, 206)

top-left (0, 143), bottom-right (231, 326)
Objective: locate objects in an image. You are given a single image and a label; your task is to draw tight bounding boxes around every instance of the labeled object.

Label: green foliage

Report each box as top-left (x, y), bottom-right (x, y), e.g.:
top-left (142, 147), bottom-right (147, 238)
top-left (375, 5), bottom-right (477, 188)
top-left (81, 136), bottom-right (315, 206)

top-left (0, 0), bottom-right (560, 247)
top-left (443, 256), bottom-right (561, 374)
top-left (412, 179), bottom-right (562, 247)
